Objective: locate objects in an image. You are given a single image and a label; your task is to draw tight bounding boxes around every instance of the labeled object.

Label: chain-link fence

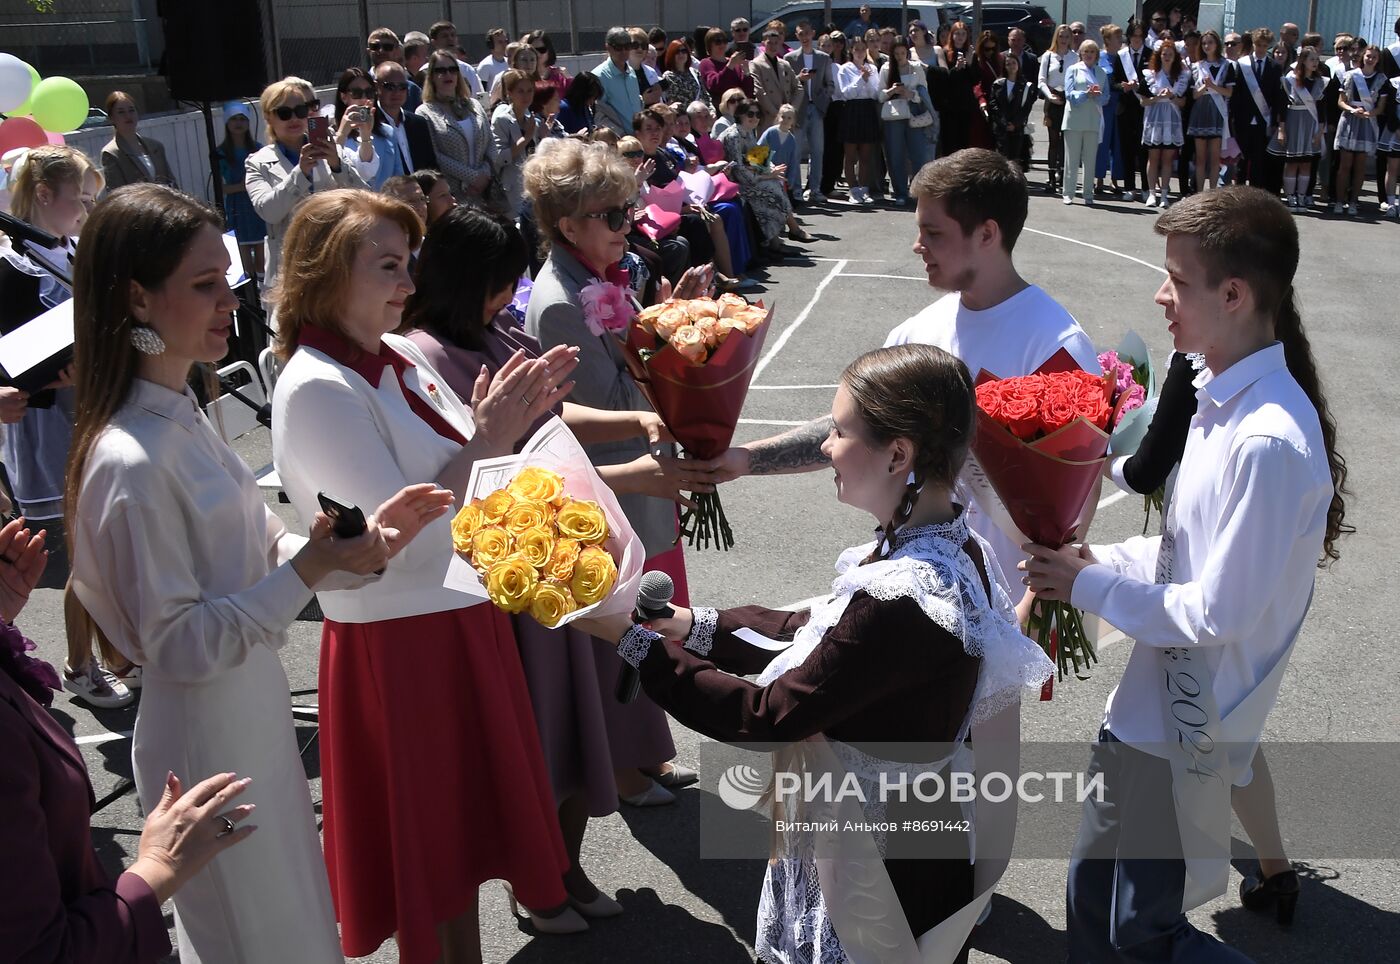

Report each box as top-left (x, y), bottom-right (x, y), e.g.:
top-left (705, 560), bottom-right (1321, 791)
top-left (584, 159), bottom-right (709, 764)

top-left (0, 0), bottom-right (155, 75)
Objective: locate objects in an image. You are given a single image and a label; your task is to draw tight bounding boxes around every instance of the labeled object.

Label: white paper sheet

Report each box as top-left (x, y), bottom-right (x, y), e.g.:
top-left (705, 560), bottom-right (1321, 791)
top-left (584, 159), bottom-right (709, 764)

top-left (0, 298), bottom-right (72, 377)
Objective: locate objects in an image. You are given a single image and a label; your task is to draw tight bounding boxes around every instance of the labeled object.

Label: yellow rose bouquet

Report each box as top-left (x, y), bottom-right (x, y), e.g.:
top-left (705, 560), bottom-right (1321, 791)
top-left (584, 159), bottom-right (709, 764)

top-left (443, 418), bottom-right (644, 627)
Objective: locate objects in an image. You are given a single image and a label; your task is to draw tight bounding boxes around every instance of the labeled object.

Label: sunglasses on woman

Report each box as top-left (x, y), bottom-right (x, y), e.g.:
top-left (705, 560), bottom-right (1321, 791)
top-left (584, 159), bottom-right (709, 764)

top-left (741, 108), bottom-right (760, 117)
top-left (273, 101), bottom-right (318, 121)
top-left (346, 85), bottom-right (373, 98)
top-left (581, 203), bottom-right (635, 232)
top-left (431, 64), bottom-right (460, 76)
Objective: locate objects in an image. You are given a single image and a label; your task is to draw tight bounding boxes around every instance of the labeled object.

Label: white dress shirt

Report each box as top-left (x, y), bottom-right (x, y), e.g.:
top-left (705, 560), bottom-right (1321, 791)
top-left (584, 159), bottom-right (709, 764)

top-left (1073, 343), bottom-right (1331, 754)
top-left (885, 286), bottom-right (1101, 591)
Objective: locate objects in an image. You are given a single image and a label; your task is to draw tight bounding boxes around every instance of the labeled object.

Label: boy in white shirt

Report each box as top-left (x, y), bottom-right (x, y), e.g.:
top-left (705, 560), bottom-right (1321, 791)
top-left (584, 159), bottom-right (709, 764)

top-left (718, 150), bottom-right (1100, 593)
top-left (1023, 187), bottom-right (1348, 962)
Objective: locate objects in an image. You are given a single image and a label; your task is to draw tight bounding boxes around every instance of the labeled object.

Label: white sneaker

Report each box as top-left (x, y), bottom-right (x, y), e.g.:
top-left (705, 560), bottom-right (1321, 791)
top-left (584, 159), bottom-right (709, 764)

top-left (1062, 195), bottom-right (1073, 204)
top-left (1141, 190), bottom-right (1153, 203)
top-left (64, 661), bottom-right (135, 709)
top-left (111, 662), bottom-right (143, 690)
top-left (847, 187), bottom-right (864, 204)
top-left (1332, 202), bottom-right (1345, 214)
top-left (859, 189), bottom-right (875, 206)
top-left (1381, 200), bottom-right (1392, 214)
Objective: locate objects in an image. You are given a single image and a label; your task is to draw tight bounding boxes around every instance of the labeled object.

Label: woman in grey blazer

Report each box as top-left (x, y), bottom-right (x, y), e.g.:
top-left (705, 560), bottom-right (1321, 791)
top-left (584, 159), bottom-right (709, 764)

top-left (416, 49), bottom-right (495, 204)
top-left (244, 77), bottom-right (366, 288)
top-left (99, 91), bottom-right (176, 194)
top-left (523, 139), bottom-right (730, 807)
top-left (489, 69), bottom-right (545, 217)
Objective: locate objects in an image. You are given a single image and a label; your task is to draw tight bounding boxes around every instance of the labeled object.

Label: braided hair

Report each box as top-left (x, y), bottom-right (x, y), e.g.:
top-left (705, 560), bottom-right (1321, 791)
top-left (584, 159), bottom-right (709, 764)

top-left (840, 344), bottom-right (976, 564)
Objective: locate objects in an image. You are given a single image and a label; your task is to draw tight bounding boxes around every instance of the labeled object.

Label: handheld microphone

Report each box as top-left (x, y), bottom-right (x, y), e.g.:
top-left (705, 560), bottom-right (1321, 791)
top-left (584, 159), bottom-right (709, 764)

top-left (616, 570), bottom-right (675, 703)
top-left (0, 211), bottom-right (62, 251)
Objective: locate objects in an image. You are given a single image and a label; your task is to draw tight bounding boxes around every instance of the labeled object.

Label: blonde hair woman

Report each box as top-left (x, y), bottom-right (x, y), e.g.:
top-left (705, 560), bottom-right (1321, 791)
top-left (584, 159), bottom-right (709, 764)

top-left (416, 48), bottom-right (495, 203)
top-left (270, 188), bottom-right (581, 962)
top-left (244, 76), bottom-right (367, 289)
top-left (2, 146), bottom-right (130, 707)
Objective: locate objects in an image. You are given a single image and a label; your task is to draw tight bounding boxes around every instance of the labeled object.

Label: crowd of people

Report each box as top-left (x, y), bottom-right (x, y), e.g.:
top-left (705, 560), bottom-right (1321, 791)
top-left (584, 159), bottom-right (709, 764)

top-left (0, 9), bottom-right (1363, 964)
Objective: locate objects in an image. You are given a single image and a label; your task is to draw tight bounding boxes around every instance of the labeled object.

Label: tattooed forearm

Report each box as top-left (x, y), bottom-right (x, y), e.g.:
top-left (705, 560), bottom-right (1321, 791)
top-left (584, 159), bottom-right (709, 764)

top-left (747, 416), bottom-right (833, 475)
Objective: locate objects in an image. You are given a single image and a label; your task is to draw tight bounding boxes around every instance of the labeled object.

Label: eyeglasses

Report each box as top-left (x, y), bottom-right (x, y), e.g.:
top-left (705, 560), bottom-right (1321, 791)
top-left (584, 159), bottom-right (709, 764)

top-left (272, 102), bottom-right (315, 120)
top-left (346, 85), bottom-right (373, 97)
top-left (1225, 39), bottom-right (1241, 47)
top-left (431, 64), bottom-right (459, 76)
top-left (740, 108), bottom-right (760, 117)
top-left (581, 203), bottom-right (635, 232)
top-left (378, 81), bottom-right (409, 92)
top-left (367, 40), bottom-right (398, 52)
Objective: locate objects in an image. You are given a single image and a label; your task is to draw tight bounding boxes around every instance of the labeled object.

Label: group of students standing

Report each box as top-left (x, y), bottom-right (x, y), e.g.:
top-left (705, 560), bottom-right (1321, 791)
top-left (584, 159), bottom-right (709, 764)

top-left (1038, 16), bottom-right (1400, 215)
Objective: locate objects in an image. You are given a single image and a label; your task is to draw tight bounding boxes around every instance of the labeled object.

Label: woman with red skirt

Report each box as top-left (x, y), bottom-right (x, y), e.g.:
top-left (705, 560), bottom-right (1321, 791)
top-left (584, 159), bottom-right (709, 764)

top-left (271, 188), bottom-right (580, 963)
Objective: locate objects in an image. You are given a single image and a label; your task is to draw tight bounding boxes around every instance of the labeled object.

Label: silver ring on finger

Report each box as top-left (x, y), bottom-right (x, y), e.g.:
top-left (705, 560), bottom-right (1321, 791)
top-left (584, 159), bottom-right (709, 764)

top-left (215, 814), bottom-right (236, 837)
top-left (522, 394), bottom-right (534, 407)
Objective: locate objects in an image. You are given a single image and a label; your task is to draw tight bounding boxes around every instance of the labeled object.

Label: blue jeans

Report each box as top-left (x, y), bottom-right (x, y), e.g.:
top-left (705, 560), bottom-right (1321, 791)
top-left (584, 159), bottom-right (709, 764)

top-left (883, 118), bottom-right (929, 201)
top-left (1066, 729), bottom-right (1256, 963)
top-left (797, 102), bottom-right (825, 193)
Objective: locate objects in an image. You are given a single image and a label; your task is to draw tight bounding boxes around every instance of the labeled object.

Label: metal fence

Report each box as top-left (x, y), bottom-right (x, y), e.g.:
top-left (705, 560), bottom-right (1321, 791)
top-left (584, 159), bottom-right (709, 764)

top-left (0, 0), bottom-right (155, 75)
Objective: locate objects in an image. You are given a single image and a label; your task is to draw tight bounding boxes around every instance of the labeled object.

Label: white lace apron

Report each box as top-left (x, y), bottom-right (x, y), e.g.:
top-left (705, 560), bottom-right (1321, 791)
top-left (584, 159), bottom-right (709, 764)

top-left (752, 513), bottom-right (1053, 964)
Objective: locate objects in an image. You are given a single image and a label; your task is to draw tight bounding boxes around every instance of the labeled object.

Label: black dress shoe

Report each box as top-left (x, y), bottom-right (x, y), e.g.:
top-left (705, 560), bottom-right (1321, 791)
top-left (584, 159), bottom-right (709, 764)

top-left (1239, 868), bottom-right (1299, 925)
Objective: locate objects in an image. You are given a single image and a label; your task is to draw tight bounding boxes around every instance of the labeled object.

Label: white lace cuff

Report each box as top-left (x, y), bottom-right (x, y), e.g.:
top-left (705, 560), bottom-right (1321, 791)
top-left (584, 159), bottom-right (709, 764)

top-left (684, 607), bottom-right (719, 657)
top-left (618, 624), bottom-right (662, 668)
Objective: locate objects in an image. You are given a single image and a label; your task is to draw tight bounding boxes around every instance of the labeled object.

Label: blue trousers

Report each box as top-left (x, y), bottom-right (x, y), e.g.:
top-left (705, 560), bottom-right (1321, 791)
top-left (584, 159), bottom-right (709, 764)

top-left (713, 200), bottom-right (751, 275)
top-left (1097, 103), bottom-right (1123, 179)
top-left (883, 118), bottom-right (930, 201)
top-left (1066, 730), bottom-right (1255, 964)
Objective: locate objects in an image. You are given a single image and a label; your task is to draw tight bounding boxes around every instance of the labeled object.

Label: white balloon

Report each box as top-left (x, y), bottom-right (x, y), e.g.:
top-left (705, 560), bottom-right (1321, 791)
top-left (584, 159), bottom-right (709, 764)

top-left (0, 53), bottom-right (36, 114)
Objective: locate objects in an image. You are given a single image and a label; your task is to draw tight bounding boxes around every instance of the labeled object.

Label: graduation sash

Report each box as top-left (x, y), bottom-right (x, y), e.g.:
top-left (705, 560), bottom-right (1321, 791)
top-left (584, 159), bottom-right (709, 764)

top-left (1293, 76), bottom-right (1320, 124)
top-left (1118, 47), bottom-right (1139, 84)
top-left (1239, 54), bottom-right (1271, 125)
top-left (1350, 70), bottom-right (1382, 136)
top-left (1197, 59), bottom-right (1232, 139)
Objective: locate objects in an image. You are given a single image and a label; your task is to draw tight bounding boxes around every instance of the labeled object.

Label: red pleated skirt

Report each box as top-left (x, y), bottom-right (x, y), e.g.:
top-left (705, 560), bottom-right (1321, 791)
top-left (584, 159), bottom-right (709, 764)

top-left (319, 605), bottom-right (568, 963)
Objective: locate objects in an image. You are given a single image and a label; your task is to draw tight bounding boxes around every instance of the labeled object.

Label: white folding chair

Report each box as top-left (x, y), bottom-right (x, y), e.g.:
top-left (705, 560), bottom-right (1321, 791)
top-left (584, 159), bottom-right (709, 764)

top-left (208, 361), bottom-right (282, 497)
top-left (257, 346), bottom-right (281, 394)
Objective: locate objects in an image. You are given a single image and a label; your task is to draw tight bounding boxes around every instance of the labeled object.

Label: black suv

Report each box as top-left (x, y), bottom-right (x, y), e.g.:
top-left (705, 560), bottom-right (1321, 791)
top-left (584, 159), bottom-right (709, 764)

top-left (970, 3), bottom-right (1056, 53)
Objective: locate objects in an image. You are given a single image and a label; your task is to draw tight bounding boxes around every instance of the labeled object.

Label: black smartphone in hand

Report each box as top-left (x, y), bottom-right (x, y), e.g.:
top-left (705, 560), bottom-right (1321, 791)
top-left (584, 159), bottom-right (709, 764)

top-left (317, 492), bottom-right (368, 538)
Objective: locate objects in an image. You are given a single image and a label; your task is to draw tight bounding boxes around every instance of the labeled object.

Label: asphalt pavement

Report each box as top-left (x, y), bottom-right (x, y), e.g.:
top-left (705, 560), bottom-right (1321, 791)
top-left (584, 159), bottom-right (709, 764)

top-left (19, 160), bottom-right (1400, 962)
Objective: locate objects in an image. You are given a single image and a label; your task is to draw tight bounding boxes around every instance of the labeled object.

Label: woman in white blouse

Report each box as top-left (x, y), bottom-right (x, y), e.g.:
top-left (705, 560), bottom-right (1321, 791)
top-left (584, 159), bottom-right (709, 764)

top-left (1038, 24), bottom-right (1079, 194)
top-left (838, 35), bottom-right (883, 204)
top-left (271, 189), bottom-right (587, 962)
top-left (244, 76), bottom-right (368, 291)
top-left (67, 184), bottom-right (450, 964)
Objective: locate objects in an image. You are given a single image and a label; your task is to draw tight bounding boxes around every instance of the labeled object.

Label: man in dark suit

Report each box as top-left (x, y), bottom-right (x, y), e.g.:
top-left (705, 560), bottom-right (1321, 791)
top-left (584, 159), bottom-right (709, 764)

top-left (784, 18), bottom-right (834, 202)
top-left (374, 61), bottom-right (437, 175)
top-left (1232, 27), bottom-right (1284, 193)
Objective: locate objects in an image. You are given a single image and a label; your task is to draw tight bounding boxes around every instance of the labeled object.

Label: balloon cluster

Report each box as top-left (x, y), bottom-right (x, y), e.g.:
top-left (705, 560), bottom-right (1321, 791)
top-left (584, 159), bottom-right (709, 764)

top-left (0, 53), bottom-right (90, 154)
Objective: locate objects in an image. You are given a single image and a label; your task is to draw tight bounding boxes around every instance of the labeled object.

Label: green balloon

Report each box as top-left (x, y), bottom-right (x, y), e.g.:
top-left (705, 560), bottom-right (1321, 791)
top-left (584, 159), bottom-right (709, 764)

top-left (10, 62), bottom-right (42, 116)
top-left (29, 76), bottom-right (90, 134)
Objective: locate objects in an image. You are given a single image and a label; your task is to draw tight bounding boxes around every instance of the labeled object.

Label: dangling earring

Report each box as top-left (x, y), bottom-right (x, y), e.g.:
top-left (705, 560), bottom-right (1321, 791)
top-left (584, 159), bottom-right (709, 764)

top-left (129, 323), bottom-right (166, 355)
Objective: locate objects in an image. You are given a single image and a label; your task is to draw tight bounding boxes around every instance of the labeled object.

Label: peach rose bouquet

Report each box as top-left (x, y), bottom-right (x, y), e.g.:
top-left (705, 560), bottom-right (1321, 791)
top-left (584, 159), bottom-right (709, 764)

top-left (621, 293), bottom-right (775, 550)
top-left (443, 419), bottom-right (643, 627)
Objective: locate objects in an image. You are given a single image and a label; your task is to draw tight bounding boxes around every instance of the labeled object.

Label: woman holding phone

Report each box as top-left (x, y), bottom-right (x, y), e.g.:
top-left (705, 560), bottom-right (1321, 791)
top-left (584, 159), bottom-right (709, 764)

top-left (67, 184), bottom-right (451, 964)
top-left (245, 76), bottom-right (367, 290)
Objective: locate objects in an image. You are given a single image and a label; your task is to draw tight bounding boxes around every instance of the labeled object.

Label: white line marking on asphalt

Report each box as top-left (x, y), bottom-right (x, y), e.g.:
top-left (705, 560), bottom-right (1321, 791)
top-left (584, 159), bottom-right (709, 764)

top-left (755, 259), bottom-right (849, 379)
top-left (838, 272), bottom-right (927, 281)
top-left (737, 418), bottom-right (808, 427)
top-left (74, 730), bottom-right (132, 746)
top-left (807, 257), bottom-right (887, 262)
top-left (1098, 490), bottom-right (1129, 510)
top-left (1023, 227), bottom-right (1168, 275)
top-left (748, 383), bottom-right (840, 390)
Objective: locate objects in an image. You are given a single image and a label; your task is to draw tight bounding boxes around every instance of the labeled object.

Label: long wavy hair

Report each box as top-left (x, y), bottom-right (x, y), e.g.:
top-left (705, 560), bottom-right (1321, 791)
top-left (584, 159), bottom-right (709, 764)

top-left (1155, 187), bottom-right (1351, 564)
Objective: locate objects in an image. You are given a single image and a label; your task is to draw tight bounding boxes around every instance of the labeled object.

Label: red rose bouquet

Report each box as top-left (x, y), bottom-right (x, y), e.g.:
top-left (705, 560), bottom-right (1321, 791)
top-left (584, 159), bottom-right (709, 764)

top-left (969, 349), bottom-right (1136, 692)
top-left (620, 294), bottom-right (775, 549)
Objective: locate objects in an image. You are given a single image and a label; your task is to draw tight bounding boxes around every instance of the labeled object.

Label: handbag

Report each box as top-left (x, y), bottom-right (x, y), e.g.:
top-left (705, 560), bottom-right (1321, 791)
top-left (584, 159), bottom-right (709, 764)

top-left (909, 85), bottom-right (935, 128)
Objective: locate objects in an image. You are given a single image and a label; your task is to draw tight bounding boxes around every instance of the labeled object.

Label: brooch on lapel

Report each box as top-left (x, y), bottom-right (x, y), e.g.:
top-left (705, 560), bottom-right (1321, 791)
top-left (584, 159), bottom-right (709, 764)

top-left (426, 382), bottom-right (443, 405)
